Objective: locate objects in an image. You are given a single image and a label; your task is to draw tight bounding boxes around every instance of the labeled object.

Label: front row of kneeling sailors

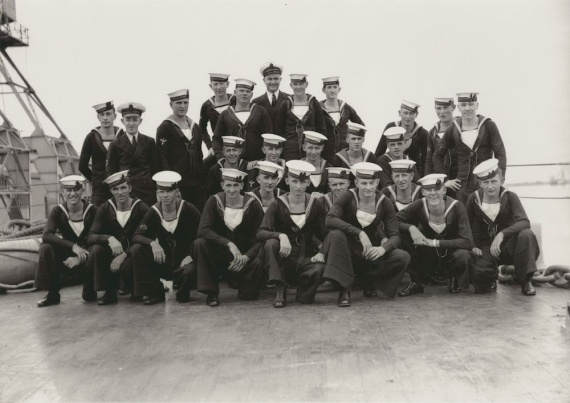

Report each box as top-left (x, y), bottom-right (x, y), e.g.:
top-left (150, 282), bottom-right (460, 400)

top-left (34, 156), bottom-right (540, 308)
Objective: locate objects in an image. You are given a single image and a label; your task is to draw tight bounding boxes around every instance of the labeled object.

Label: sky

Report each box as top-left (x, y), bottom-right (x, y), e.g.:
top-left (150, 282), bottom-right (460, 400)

top-left (3, 0), bottom-right (570, 166)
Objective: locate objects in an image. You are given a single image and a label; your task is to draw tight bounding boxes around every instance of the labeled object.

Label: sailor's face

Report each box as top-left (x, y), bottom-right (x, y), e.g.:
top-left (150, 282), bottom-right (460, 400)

top-left (347, 134), bottom-right (363, 151)
top-left (355, 178), bottom-right (378, 197)
top-left (62, 186), bottom-right (84, 205)
top-left (399, 108), bottom-right (417, 128)
top-left (222, 180), bottom-right (243, 199)
top-left (479, 173), bottom-right (503, 196)
top-left (322, 84), bottom-right (340, 99)
top-left (422, 186), bottom-right (445, 206)
top-left (458, 101), bottom-right (478, 119)
top-left (110, 182), bottom-right (131, 204)
top-left (209, 80), bottom-right (228, 96)
top-left (435, 104), bottom-right (455, 124)
top-left (302, 143), bottom-right (323, 161)
top-left (285, 176), bottom-right (309, 195)
top-left (392, 172), bottom-right (413, 190)
top-left (121, 114), bottom-right (142, 135)
top-left (222, 146), bottom-right (241, 164)
top-left (290, 80), bottom-right (308, 95)
top-left (387, 140), bottom-right (405, 159)
top-left (234, 87), bottom-right (253, 104)
top-left (97, 110), bottom-right (116, 128)
top-left (257, 174), bottom-right (279, 191)
top-left (157, 189), bottom-right (176, 205)
top-left (328, 178), bottom-right (350, 196)
top-left (262, 146), bottom-right (282, 163)
top-left (170, 99), bottom-right (189, 118)
top-left (263, 74), bottom-right (282, 93)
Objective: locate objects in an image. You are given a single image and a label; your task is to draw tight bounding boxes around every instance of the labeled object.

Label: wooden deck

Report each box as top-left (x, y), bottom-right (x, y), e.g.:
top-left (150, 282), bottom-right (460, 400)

top-left (1, 282), bottom-right (569, 402)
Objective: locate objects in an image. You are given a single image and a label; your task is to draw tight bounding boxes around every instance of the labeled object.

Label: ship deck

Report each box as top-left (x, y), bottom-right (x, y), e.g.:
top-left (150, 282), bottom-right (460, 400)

top-left (1, 282), bottom-right (569, 402)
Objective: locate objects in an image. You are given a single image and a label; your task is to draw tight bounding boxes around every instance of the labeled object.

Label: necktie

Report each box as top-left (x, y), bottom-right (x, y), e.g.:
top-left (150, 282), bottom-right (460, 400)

top-left (132, 135), bottom-right (137, 147)
top-left (271, 93), bottom-right (276, 107)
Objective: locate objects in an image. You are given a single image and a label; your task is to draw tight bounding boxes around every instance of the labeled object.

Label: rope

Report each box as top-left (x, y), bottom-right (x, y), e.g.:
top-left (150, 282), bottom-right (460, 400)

top-left (0, 219), bottom-right (46, 240)
top-left (0, 280), bottom-right (36, 293)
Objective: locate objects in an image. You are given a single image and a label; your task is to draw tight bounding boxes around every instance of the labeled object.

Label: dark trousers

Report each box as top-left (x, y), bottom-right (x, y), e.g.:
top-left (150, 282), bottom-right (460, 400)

top-left (262, 238), bottom-right (324, 303)
top-left (472, 229), bottom-right (539, 285)
top-left (89, 244), bottom-right (133, 293)
top-left (456, 175), bottom-right (479, 205)
top-left (34, 243), bottom-right (92, 295)
top-left (130, 244), bottom-right (197, 299)
top-left (322, 230), bottom-right (409, 298)
top-left (194, 238), bottom-right (266, 299)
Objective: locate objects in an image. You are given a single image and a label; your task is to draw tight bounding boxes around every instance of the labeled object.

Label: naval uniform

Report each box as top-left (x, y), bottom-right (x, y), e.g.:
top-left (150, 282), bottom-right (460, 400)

top-left (195, 193), bottom-right (266, 299)
top-left (247, 187), bottom-right (284, 213)
top-left (79, 126), bottom-right (124, 206)
top-left (466, 187), bottom-right (539, 287)
top-left (35, 200), bottom-right (97, 296)
top-left (376, 154), bottom-right (420, 189)
top-left (305, 159), bottom-right (329, 194)
top-left (323, 189), bottom-right (409, 296)
top-left (86, 197), bottom-right (149, 294)
top-left (258, 193), bottom-right (326, 303)
top-left (205, 158), bottom-right (251, 196)
top-left (380, 183), bottom-right (423, 213)
top-left (320, 100), bottom-right (365, 163)
top-left (274, 95), bottom-right (326, 160)
top-left (131, 200), bottom-right (201, 299)
top-left (107, 133), bottom-right (160, 208)
top-left (374, 121), bottom-right (428, 177)
top-left (156, 117), bottom-right (204, 210)
top-left (332, 149), bottom-right (378, 169)
top-left (433, 115), bottom-right (507, 205)
top-left (245, 159), bottom-right (288, 193)
top-left (396, 197), bottom-right (474, 288)
top-left (252, 90), bottom-right (290, 132)
top-left (212, 105), bottom-right (272, 162)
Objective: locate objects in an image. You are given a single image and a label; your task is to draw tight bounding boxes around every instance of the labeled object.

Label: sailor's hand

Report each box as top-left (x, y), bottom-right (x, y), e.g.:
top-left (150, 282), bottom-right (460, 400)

top-left (72, 244), bottom-right (89, 263)
top-left (311, 252), bottom-right (325, 263)
top-left (208, 148), bottom-right (215, 156)
top-left (228, 242), bottom-right (243, 262)
top-left (359, 231), bottom-right (373, 258)
top-left (366, 246), bottom-right (386, 261)
top-left (490, 232), bottom-right (504, 258)
top-left (409, 226), bottom-right (428, 246)
top-left (150, 241), bottom-right (166, 264)
top-left (110, 253), bottom-right (126, 273)
top-left (180, 255), bottom-right (193, 267)
top-left (472, 247), bottom-right (482, 257)
top-left (108, 236), bottom-right (124, 256)
top-left (230, 255), bottom-right (249, 272)
top-left (312, 192), bottom-right (324, 199)
top-left (64, 256), bottom-right (81, 269)
top-left (445, 179), bottom-right (461, 191)
top-left (278, 234), bottom-right (292, 258)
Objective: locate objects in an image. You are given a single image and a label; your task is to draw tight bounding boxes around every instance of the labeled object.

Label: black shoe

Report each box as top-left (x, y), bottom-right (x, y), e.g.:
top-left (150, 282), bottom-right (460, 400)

top-left (98, 292), bottom-right (118, 306)
top-left (118, 288), bottom-right (131, 296)
top-left (397, 282), bottom-right (424, 297)
top-left (490, 280), bottom-right (497, 291)
top-left (424, 274), bottom-right (448, 286)
top-left (176, 292), bottom-right (190, 303)
top-left (129, 295), bottom-right (144, 302)
top-left (144, 295), bottom-right (166, 305)
top-left (337, 289), bottom-right (351, 307)
top-left (273, 285), bottom-right (286, 308)
top-left (448, 277), bottom-right (461, 294)
top-left (37, 293), bottom-right (60, 308)
top-left (206, 293), bottom-right (219, 307)
top-left (521, 277), bottom-right (536, 296)
top-left (363, 287), bottom-right (378, 298)
top-left (82, 289), bottom-right (97, 302)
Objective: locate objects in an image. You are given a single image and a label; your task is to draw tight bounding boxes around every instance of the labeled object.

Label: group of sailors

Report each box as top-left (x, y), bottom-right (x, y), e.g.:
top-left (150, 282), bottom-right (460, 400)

top-left (33, 61), bottom-right (541, 308)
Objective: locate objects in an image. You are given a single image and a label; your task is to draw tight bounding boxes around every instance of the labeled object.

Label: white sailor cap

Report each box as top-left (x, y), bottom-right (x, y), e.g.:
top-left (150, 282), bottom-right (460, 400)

top-left (152, 171), bottom-right (182, 190)
top-left (168, 89), bottom-right (189, 102)
top-left (322, 76), bottom-right (340, 87)
top-left (303, 131), bottom-right (327, 145)
top-left (104, 170), bottom-right (129, 187)
top-left (457, 92), bottom-right (479, 102)
top-left (389, 159), bottom-right (416, 173)
top-left (326, 167), bottom-right (351, 180)
top-left (256, 161), bottom-right (283, 178)
top-left (286, 160), bottom-right (315, 180)
top-left (290, 74), bottom-right (307, 82)
top-left (221, 136), bottom-right (245, 148)
top-left (435, 97), bottom-right (454, 107)
top-left (473, 158), bottom-right (500, 180)
top-left (262, 133), bottom-right (286, 147)
top-left (346, 122), bottom-right (367, 137)
top-left (209, 73), bottom-right (230, 82)
top-left (117, 102), bottom-right (146, 116)
top-left (401, 100), bottom-right (420, 113)
top-left (234, 78), bottom-right (256, 90)
top-left (93, 101), bottom-right (114, 114)
top-left (220, 168), bottom-right (248, 183)
top-left (59, 175), bottom-right (87, 189)
top-left (260, 62), bottom-right (283, 77)
top-left (352, 162), bottom-right (382, 180)
top-left (383, 126), bottom-right (406, 142)
top-left (418, 173), bottom-right (447, 189)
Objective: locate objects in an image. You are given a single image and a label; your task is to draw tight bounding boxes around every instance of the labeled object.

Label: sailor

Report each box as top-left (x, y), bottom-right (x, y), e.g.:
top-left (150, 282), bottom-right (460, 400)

top-left (302, 131), bottom-right (329, 194)
top-left (433, 92), bottom-right (507, 205)
top-left (156, 89), bottom-right (205, 210)
top-left (205, 136), bottom-right (250, 196)
top-left (380, 159), bottom-right (423, 212)
top-left (257, 160), bottom-right (327, 307)
top-left (424, 98), bottom-right (459, 198)
top-left (79, 101), bottom-right (124, 206)
top-left (130, 171), bottom-right (201, 305)
top-left (319, 76), bottom-right (365, 162)
top-left (195, 169), bottom-right (266, 306)
top-left (377, 127), bottom-right (420, 189)
top-left (396, 173), bottom-right (474, 296)
top-left (274, 74), bottom-right (326, 160)
top-left (247, 161), bottom-right (285, 213)
top-left (466, 158), bottom-right (539, 295)
top-left (252, 62), bottom-right (290, 130)
top-left (332, 122), bottom-right (378, 169)
top-left (86, 171), bottom-right (149, 305)
top-left (107, 102), bottom-right (160, 208)
top-left (244, 133), bottom-right (287, 191)
top-left (322, 162), bottom-right (409, 307)
top-left (374, 100), bottom-right (428, 177)
top-left (35, 176), bottom-right (97, 307)
top-left (199, 73), bottom-right (235, 176)
top-left (213, 78), bottom-right (272, 162)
